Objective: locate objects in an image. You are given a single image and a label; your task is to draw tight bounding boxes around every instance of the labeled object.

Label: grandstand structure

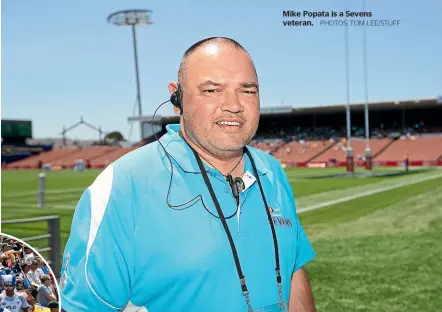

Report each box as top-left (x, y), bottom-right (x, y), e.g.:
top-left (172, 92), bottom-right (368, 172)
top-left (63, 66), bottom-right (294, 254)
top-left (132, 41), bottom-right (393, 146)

top-left (2, 97), bottom-right (442, 169)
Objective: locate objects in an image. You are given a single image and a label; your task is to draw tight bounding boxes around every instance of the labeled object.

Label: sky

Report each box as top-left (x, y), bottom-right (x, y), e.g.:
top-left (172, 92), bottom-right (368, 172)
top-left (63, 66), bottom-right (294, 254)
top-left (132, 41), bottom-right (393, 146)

top-left (1, 0), bottom-right (441, 141)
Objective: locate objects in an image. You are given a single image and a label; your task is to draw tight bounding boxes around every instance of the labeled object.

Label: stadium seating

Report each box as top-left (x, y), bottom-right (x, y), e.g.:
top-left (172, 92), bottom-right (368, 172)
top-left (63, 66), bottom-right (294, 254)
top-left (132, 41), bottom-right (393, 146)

top-left (7, 147), bottom-right (79, 169)
top-left (55, 146), bottom-right (119, 168)
top-left (374, 136), bottom-right (442, 163)
top-left (311, 138), bottom-right (393, 163)
top-left (271, 140), bottom-right (335, 164)
top-left (7, 146), bottom-right (120, 169)
top-left (250, 139), bottom-right (285, 154)
top-left (5, 134), bottom-right (442, 170)
top-left (89, 147), bottom-right (137, 168)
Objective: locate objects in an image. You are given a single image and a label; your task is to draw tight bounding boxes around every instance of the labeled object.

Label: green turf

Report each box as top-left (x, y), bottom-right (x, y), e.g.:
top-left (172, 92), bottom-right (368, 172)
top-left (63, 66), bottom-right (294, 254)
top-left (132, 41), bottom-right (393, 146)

top-left (2, 167), bottom-right (441, 311)
top-left (303, 179), bottom-right (442, 311)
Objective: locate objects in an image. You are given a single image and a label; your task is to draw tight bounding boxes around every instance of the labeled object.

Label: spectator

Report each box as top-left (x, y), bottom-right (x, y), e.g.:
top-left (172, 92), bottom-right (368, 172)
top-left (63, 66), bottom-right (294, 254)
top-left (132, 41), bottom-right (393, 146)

top-left (34, 259), bottom-right (45, 282)
top-left (36, 275), bottom-right (57, 307)
top-left (18, 264), bottom-right (32, 289)
top-left (26, 259), bottom-right (42, 286)
top-left (48, 301), bottom-right (59, 312)
top-left (0, 274), bottom-right (31, 311)
top-left (22, 246), bottom-right (35, 265)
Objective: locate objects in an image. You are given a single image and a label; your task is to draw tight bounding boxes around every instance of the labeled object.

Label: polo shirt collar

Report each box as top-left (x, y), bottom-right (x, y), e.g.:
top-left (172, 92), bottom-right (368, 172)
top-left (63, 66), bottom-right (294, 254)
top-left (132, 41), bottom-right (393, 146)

top-left (159, 124), bottom-right (268, 176)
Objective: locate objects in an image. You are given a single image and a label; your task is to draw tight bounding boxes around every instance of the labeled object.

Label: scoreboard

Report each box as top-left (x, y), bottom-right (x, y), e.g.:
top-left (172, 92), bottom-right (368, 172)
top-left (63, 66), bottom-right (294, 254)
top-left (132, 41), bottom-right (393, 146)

top-left (1, 119), bottom-right (33, 139)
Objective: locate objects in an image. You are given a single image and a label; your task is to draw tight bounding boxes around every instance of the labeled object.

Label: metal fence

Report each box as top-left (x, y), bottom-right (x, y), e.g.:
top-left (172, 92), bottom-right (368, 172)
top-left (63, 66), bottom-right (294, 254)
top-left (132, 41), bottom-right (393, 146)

top-left (1, 215), bottom-right (61, 278)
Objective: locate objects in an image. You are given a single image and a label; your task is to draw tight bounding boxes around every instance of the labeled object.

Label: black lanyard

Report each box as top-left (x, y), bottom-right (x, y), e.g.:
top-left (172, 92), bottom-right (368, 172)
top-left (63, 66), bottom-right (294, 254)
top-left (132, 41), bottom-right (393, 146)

top-left (191, 146), bottom-right (284, 311)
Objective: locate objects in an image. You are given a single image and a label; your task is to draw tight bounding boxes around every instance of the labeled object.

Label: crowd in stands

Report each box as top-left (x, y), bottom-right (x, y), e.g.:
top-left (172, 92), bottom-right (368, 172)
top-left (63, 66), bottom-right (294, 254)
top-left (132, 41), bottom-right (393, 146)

top-left (3, 118), bottom-right (441, 170)
top-left (0, 236), bottom-right (59, 312)
top-left (255, 126), bottom-right (338, 141)
top-left (254, 121), bottom-right (438, 142)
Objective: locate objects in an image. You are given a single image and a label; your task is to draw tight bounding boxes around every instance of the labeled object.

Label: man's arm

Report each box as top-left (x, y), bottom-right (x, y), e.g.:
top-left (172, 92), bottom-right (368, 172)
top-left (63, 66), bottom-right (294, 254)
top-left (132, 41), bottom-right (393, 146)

top-left (59, 164), bottom-right (135, 311)
top-left (39, 286), bottom-right (57, 303)
top-left (289, 268), bottom-right (316, 312)
top-left (287, 212), bottom-right (316, 312)
top-left (18, 294), bottom-right (32, 312)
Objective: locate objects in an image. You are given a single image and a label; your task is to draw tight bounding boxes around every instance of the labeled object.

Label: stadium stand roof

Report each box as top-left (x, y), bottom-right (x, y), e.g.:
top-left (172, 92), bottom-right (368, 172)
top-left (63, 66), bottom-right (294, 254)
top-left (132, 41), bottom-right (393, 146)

top-left (154, 96), bottom-right (441, 125)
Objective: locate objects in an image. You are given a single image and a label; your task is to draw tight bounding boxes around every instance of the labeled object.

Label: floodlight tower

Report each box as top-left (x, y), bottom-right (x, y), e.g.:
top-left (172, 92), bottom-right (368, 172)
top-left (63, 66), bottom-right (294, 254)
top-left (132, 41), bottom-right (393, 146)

top-left (107, 9), bottom-right (153, 140)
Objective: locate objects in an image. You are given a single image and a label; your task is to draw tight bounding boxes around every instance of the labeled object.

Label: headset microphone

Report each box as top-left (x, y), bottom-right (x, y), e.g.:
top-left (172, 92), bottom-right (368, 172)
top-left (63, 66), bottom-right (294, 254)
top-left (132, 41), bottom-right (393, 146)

top-left (226, 174), bottom-right (245, 205)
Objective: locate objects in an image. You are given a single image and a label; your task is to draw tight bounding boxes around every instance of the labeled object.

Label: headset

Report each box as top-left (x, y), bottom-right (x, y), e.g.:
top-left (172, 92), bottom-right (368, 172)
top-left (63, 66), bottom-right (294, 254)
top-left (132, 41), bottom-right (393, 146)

top-left (170, 84), bottom-right (183, 115)
top-left (159, 84), bottom-right (245, 207)
top-left (151, 85), bottom-right (245, 219)
top-left (152, 86), bottom-right (241, 219)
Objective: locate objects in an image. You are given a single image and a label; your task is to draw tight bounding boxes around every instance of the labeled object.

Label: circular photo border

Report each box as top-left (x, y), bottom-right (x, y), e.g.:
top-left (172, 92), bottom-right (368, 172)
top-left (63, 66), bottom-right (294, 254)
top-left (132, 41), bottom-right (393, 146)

top-left (1, 232), bottom-right (61, 311)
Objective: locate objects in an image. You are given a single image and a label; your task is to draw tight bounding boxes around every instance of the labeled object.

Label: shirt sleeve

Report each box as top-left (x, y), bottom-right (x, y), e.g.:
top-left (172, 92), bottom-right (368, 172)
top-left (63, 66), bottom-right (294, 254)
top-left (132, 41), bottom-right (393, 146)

top-left (292, 215), bottom-right (316, 272)
top-left (19, 294), bottom-right (31, 309)
top-left (59, 164), bottom-right (136, 312)
top-left (38, 285), bottom-right (50, 297)
top-left (278, 166), bottom-right (316, 273)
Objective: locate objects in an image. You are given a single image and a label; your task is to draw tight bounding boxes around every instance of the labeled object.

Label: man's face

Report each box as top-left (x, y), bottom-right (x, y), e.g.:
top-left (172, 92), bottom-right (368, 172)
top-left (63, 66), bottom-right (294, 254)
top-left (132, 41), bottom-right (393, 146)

top-left (5, 285), bottom-right (14, 294)
top-left (180, 43), bottom-right (260, 157)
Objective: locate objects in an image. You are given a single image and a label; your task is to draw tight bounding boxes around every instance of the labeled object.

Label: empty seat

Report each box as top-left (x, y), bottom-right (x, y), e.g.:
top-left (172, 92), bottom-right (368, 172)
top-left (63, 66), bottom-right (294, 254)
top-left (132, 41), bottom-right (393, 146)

top-left (312, 138), bottom-right (392, 162)
top-left (375, 136), bottom-right (442, 162)
top-left (273, 140), bottom-right (334, 163)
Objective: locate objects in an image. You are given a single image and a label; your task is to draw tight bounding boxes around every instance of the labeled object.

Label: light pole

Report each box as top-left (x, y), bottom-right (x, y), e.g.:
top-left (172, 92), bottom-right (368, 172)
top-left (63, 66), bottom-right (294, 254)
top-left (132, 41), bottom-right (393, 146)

top-left (362, 0), bottom-right (372, 171)
top-left (107, 9), bottom-right (153, 140)
top-left (344, 1), bottom-right (354, 173)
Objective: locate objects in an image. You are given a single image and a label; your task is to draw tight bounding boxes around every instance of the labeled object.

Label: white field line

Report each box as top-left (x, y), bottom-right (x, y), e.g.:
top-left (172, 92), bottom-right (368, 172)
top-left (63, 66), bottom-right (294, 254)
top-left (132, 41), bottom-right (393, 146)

top-left (2, 187), bottom-right (84, 199)
top-left (297, 172), bottom-right (442, 214)
top-left (2, 202), bottom-right (76, 210)
top-left (11, 194), bottom-right (82, 203)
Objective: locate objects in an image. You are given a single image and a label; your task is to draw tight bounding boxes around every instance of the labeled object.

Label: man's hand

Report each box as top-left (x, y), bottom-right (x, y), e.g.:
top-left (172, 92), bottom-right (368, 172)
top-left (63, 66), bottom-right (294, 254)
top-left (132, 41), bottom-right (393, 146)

top-left (288, 267), bottom-right (316, 312)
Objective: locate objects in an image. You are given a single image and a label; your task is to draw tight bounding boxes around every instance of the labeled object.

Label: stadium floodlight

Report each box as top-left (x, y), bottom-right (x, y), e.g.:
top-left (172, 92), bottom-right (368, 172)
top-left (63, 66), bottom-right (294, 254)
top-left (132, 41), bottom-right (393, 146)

top-left (107, 9), bottom-right (153, 140)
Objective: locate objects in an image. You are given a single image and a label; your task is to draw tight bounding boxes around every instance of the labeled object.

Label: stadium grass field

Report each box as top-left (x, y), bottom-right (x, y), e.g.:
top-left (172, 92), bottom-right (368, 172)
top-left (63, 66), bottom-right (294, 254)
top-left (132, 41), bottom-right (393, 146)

top-left (1, 166), bottom-right (442, 311)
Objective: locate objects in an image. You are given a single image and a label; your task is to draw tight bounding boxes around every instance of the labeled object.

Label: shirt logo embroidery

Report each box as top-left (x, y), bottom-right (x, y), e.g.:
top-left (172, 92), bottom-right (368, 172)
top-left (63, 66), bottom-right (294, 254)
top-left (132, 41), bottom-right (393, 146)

top-left (268, 207), bottom-right (292, 227)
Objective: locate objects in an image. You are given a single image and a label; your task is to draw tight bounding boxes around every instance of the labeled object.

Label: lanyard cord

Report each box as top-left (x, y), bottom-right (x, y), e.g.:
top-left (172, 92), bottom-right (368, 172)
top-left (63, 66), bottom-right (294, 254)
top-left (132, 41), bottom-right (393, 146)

top-left (190, 146), bottom-right (282, 311)
top-left (245, 147), bottom-right (282, 285)
top-left (197, 152), bottom-right (244, 177)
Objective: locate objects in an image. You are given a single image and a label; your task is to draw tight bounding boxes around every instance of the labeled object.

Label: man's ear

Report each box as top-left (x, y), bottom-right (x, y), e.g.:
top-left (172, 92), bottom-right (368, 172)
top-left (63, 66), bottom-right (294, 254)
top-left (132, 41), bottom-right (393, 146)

top-left (168, 81), bottom-right (181, 115)
top-left (168, 81), bottom-right (178, 95)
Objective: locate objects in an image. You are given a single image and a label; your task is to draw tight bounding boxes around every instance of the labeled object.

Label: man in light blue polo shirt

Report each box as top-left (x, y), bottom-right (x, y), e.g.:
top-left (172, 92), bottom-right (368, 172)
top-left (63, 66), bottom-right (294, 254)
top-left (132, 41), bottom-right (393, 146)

top-left (59, 37), bottom-right (316, 312)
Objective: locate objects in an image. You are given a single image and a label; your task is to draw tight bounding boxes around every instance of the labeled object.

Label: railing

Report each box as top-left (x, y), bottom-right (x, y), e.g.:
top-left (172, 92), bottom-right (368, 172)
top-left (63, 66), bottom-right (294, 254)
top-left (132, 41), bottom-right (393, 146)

top-left (1, 215), bottom-right (61, 278)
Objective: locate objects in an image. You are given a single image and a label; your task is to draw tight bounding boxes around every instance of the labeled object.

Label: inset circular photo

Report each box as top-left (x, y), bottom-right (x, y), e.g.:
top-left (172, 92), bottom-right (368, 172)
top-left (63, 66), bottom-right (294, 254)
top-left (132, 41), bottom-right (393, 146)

top-left (0, 233), bottom-right (60, 312)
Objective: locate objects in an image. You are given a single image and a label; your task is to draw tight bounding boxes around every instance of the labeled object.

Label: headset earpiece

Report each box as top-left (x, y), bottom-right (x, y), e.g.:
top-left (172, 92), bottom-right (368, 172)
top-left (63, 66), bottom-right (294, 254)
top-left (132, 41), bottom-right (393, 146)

top-left (170, 85), bottom-right (183, 115)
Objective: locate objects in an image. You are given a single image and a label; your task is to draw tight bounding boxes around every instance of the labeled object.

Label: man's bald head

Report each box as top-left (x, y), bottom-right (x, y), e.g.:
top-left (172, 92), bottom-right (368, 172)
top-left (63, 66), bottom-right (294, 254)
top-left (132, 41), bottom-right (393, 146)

top-left (168, 36), bottom-right (260, 159)
top-left (177, 37), bottom-right (256, 90)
